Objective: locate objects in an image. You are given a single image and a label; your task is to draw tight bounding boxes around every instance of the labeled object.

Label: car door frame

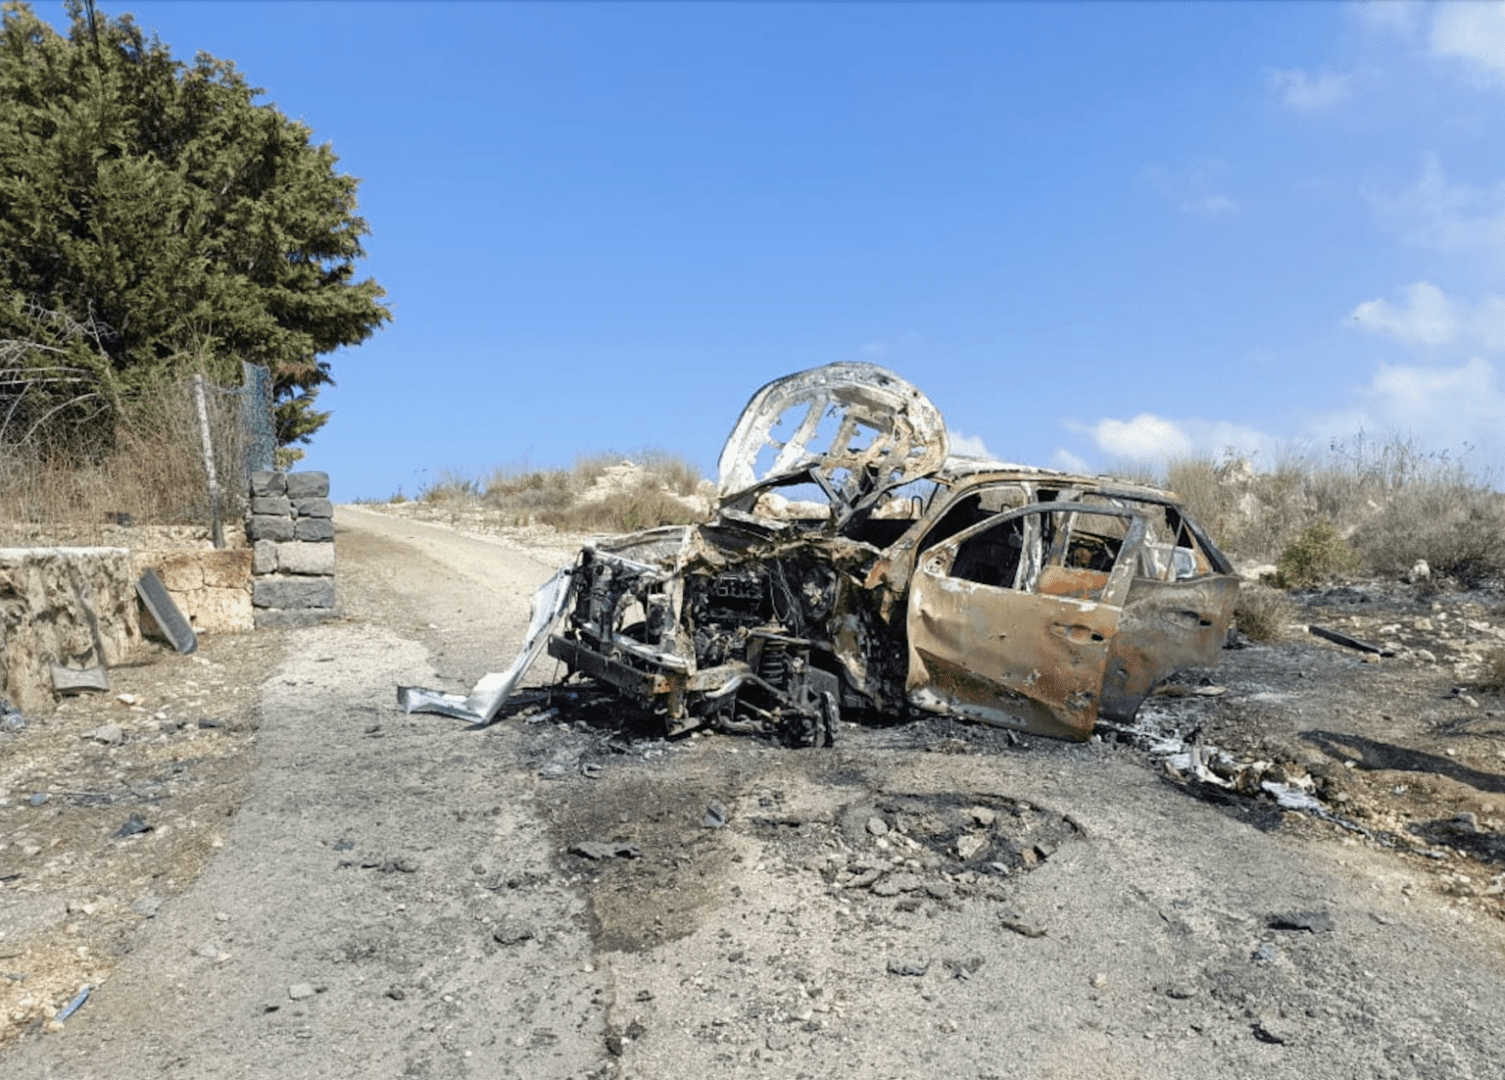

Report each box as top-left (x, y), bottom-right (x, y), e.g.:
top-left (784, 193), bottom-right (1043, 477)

top-left (905, 504), bottom-right (1146, 741)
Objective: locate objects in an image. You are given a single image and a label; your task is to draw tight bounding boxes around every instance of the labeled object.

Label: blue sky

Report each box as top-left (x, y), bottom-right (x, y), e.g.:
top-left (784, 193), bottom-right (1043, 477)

top-left (42, 1), bottom-right (1505, 499)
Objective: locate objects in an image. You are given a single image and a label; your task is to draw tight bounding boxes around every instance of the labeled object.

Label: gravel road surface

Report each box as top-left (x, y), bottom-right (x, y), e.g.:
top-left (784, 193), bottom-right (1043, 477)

top-left (5, 505), bottom-right (1503, 1080)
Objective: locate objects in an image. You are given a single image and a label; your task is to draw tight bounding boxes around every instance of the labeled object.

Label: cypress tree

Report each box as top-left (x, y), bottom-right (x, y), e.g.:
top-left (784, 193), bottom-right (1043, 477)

top-left (0, 0), bottom-right (390, 451)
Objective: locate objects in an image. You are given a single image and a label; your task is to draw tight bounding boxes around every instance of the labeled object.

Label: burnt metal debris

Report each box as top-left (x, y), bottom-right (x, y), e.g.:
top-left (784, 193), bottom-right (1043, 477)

top-left (403, 362), bottom-right (1239, 744)
top-left (1308, 624), bottom-right (1395, 657)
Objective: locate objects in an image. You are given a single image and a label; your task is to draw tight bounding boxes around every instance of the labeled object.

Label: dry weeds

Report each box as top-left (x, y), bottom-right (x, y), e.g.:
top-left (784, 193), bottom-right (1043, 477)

top-left (1231, 582), bottom-right (1293, 642)
top-left (405, 450), bottom-right (709, 533)
top-left (0, 372), bottom-right (249, 546)
top-left (1162, 436), bottom-right (1505, 587)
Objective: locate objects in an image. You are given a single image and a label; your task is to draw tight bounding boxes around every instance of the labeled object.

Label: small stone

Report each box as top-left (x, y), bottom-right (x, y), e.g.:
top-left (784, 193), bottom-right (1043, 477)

top-left (195, 942), bottom-right (222, 959)
top-left (569, 841), bottom-right (640, 860)
top-left (866, 816), bottom-right (890, 837)
top-left (493, 921), bottom-right (535, 946)
top-left (967, 807), bottom-right (996, 827)
top-left (703, 800), bottom-right (728, 828)
top-left (130, 897), bottom-right (163, 918)
top-left (1089, 972), bottom-right (1108, 989)
top-left (289, 982), bottom-right (317, 1001)
top-left (112, 813), bottom-right (152, 839)
top-left (85, 723), bottom-right (124, 745)
top-left (886, 956), bottom-right (930, 976)
top-left (766, 1030), bottom-right (790, 1051)
top-left (1267, 911), bottom-right (1336, 933)
top-left (1167, 982), bottom-right (1197, 1000)
top-left (115, 693), bottom-right (138, 706)
top-left (955, 833), bottom-right (988, 860)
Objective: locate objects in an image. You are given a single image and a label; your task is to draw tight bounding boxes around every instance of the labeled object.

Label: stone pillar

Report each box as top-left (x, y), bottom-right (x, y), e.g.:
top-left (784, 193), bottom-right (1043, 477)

top-left (248, 471), bottom-right (337, 628)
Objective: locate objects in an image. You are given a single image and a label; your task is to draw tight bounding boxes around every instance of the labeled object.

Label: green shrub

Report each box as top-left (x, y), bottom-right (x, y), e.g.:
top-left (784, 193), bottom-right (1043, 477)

top-left (1273, 520), bottom-right (1360, 588)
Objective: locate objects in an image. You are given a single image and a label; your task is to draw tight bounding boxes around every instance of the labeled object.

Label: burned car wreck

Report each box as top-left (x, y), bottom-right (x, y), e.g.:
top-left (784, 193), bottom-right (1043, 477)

top-left (402, 363), bottom-right (1238, 744)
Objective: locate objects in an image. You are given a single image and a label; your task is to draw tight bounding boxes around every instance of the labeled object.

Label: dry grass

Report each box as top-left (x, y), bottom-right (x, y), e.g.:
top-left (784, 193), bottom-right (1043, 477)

top-left (1158, 436), bottom-right (1505, 588)
top-left (0, 371), bottom-right (249, 543)
top-left (1232, 582), bottom-right (1294, 642)
top-left (413, 450), bottom-right (709, 532)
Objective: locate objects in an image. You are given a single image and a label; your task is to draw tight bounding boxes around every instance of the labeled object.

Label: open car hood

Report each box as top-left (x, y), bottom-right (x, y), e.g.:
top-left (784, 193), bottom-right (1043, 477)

top-left (715, 362), bottom-right (949, 515)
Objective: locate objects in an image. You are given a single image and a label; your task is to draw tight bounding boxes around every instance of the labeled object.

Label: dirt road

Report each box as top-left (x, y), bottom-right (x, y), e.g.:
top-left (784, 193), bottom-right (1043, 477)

top-left (4, 506), bottom-right (1504, 1079)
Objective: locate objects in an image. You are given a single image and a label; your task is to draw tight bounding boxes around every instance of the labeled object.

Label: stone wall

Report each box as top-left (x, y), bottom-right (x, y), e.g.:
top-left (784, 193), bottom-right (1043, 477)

top-left (130, 550), bottom-right (253, 635)
top-left (248, 470), bottom-right (337, 628)
top-left (0, 547), bottom-right (140, 714)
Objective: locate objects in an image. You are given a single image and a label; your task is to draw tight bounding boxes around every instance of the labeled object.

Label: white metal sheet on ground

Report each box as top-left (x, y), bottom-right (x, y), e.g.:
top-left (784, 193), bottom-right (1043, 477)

top-left (398, 566), bottom-right (574, 724)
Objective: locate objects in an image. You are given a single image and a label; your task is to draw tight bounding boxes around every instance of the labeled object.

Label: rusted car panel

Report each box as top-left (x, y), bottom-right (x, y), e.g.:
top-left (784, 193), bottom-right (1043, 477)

top-left (905, 506), bottom-right (1142, 739)
top-left (404, 364), bottom-right (1238, 743)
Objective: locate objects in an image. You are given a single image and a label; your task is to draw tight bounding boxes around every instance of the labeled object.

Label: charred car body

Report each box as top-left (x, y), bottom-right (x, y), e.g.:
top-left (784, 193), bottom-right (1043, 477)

top-left (403, 363), bottom-right (1238, 744)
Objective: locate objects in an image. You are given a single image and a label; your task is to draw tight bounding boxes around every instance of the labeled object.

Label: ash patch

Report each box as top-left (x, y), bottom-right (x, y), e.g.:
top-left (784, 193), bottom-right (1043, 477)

top-left (546, 772), bottom-right (735, 954)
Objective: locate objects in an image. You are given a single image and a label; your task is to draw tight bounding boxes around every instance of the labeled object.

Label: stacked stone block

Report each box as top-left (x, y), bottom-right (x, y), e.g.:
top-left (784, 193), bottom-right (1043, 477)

top-left (249, 471), bottom-right (337, 628)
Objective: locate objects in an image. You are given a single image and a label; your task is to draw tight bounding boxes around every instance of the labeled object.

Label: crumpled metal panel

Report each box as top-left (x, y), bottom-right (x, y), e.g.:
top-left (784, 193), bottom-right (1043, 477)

top-left (1098, 575), bottom-right (1239, 721)
top-left (906, 571), bottom-right (1119, 741)
top-left (399, 566), bottom-right (575, 724)
top-left (715, 362), bottom-right (948, 511)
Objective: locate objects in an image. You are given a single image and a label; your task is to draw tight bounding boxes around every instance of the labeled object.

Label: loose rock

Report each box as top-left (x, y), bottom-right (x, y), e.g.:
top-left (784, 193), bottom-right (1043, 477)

top-left (886, 956), bottom-right (930, 976)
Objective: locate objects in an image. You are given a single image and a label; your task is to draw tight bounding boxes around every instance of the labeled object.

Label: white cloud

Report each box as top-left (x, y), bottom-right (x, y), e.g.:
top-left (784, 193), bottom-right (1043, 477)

top-left (1064, 358), bottom-right (1505, 475)
top-left (1354, 0), bottom-right (1424, 35)
top-left (1349, 283), bottom-right (1505, 351)
top-left (1192, 194), bottom-right (1239, 215)
top-left (1475, 296), bottom-right (1505, 351)
top-left (1083, 413), bottom-right (1196, 460)
top-left (1268, 68), bottom-right (1351, 111)
top-left (1431, 2), bottom-right (1505, 88)
top-left (1348, 281), bottom-right (1459, 346)
top-left (1050, 448), bottom-right (1091, 474)
top-left (948, 430), bottom-right (993, 458)
top-left (1145, 161), bottom-right (1239, 217)
top-left (1317, 357), bottom-right (1505, 454)
top-left (1369, 155), bottom-right (1505, 253)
